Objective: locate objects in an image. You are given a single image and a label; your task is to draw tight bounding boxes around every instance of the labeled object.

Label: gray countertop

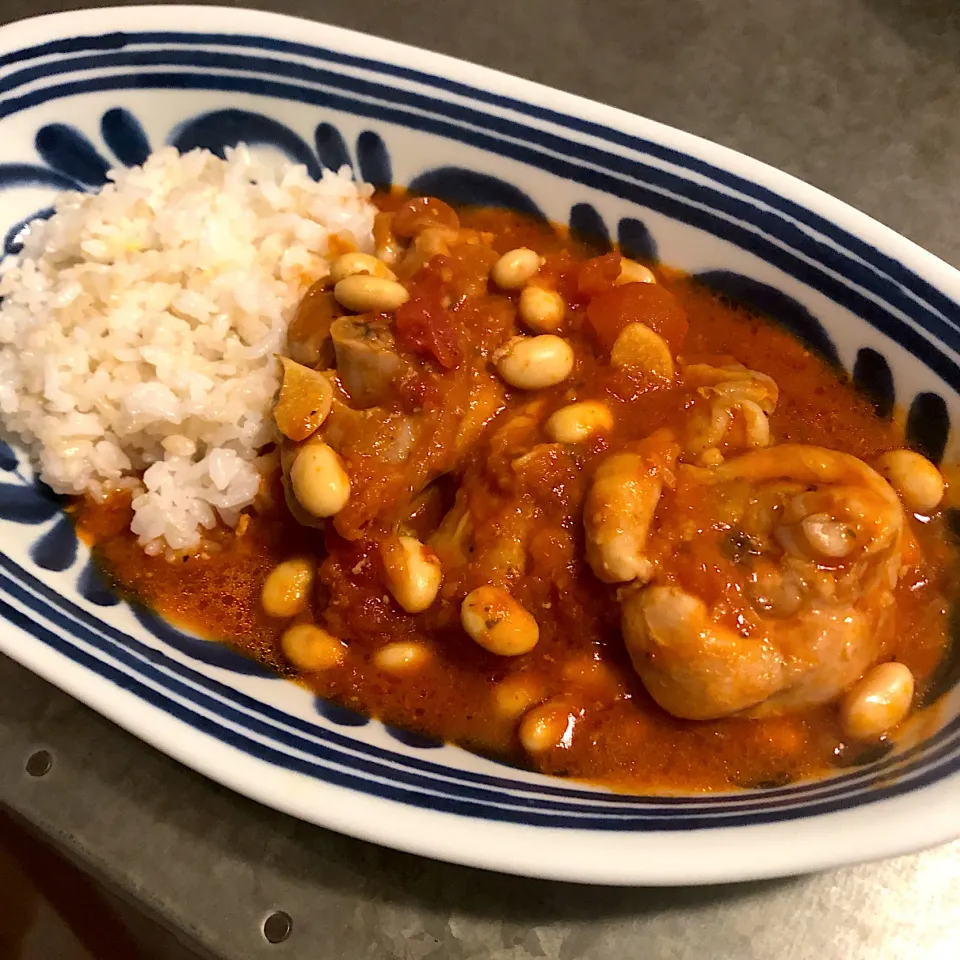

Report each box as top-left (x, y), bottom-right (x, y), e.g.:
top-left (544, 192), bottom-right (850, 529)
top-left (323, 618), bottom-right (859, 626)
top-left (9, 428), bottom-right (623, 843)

top-left (2, 0), bottom-right (960, 957)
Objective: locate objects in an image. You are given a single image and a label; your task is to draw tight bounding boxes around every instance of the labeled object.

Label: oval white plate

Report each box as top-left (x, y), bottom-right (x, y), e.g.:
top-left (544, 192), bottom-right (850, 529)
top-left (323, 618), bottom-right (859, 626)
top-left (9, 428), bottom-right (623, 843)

top-left (0, 5), bottom-right (957, 885)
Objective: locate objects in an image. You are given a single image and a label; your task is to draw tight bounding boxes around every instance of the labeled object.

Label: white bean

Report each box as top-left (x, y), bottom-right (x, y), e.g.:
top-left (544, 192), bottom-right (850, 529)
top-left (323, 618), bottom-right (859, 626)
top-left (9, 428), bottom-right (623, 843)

top-left (493, 674), bottom-right (546, 719)
top-left (842, 661), bottom-right (915, 740)
top-left (461, 586), bottom-right (539, 656)
top-left (495, 335), bottom-right (574, 390)
top-left (329, 252), bottom-right (396, 284)
top-left (380, 536), bottom-right (443, 613)
top-left (518, 286), bottom-right (565, 333)
top-left (492, 247), bottom-right (543, 290)
top-left (334, 275), bottom-right (409, 313)
top-left (561, 656), bottom-right (622, 695)
top-left (519, 698), bottom-right (581, 754)
top-left (281, 624), bottom-right (345, 672)
top-left (290, 442), bottom-right (350, 518)
top-left (261, 558), bottom-right (314, 618)
top-left (616, 258), bottom-right (656, 285)
top-left (545, 401), bottom-right (613, 444)
top-left (874, 449), bottom-right (945, 514)
top-left (374, 641), bottom-right (431, 673)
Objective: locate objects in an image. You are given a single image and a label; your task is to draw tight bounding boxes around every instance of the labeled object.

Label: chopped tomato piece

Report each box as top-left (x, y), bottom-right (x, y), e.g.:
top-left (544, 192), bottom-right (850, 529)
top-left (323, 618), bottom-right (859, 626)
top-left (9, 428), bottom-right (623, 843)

top-left (586, 282), bottom-right (689, 353)
top-left (394, 278), bottom-right (462, 369)
top-left (575, 252), bottom-right (621, 298)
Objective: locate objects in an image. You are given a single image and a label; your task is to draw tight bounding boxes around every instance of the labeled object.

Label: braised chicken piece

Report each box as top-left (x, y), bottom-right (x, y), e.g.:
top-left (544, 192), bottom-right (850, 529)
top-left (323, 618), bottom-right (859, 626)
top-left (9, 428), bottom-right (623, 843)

top-left (619, 445), bottom-right (910, 720)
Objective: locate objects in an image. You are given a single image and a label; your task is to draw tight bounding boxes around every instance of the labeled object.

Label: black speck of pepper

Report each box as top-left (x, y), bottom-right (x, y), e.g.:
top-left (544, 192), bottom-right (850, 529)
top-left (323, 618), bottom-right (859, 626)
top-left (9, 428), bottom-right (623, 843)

top-left (721, 531), bottom-right (763, 564)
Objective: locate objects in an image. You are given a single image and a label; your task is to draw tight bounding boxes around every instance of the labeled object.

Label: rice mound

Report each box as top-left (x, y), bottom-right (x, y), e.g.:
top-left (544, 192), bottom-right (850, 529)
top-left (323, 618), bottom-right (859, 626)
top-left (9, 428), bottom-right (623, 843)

top-left (0, 146), bottom-right (376, 555)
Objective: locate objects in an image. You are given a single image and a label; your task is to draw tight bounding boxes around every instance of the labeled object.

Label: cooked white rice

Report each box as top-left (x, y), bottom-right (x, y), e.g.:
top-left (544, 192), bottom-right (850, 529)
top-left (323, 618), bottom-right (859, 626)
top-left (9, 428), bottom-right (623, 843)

top-left (0, 146), bottom-right (376, 555)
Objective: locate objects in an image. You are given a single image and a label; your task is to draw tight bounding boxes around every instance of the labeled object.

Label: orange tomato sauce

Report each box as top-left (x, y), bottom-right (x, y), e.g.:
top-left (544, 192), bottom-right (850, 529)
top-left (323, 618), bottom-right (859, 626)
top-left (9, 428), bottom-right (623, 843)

top-left (75, 203), bottom-right (956, 793)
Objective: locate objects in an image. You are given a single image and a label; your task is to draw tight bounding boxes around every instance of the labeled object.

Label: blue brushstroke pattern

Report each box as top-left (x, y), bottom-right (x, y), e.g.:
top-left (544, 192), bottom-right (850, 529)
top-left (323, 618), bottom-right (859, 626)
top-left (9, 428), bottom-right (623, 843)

top-left (78, 560), bottom-right (120, 607)
top-left (694, 270), bottom-right (841, 367)
top-left (3, 206), bottom-right (55, 257)
top-left (173, 109), bottom-right (321, 178)
top-left (313, 122), bottom-right (351, 172)
top-left (132, 605), bottom-right (278, 677)
top-left (617, 217), bottom-right (658, 263)
top-left (0, 482), bottom-right (63, 524)
top-left (852, 347), bottom-right (895, 419)
top-left (30, 516), bottom-right (78, 572)
top-left (569, 202), bottom-right (612, 252)
top-left (407, 167), bottom-right (546, 219)
top-left (100, 107), bottom-right (151, 166)
top-left (0, 439), bottom-right (17, 472)
top-left (35, 124), bottom-right (110, 186)
top-left (355, 130), bottom-right (391, 189)
top-left (0, 162), bottom-right (81, 192)
top-left (385, 726), bottom-right (444, 749)
top-left (314, 699), bottom-right (370, 727)
top-left (905, 392), bottom-right (950, 465)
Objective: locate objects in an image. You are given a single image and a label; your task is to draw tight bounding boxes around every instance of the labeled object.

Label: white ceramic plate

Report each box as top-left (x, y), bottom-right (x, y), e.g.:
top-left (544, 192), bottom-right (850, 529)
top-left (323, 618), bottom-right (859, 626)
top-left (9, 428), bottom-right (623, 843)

top-left (0, 5), bottom-right (957, 886)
